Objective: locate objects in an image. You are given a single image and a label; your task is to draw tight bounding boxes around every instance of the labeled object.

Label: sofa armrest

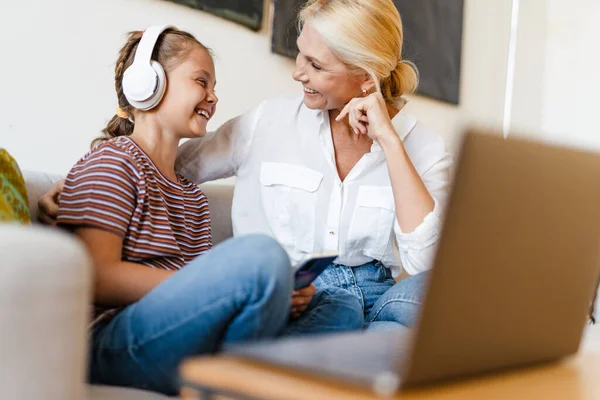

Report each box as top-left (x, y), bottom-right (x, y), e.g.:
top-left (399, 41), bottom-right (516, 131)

top-left (0, 225), bottom-right (92, 399)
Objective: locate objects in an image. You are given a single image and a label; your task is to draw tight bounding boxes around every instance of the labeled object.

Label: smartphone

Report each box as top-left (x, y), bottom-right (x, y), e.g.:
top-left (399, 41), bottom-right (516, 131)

top-left (294, 253), bottom-right (338, 290)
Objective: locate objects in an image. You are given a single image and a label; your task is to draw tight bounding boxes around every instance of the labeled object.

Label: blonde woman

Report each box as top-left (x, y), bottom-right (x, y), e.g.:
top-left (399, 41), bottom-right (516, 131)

top-left (40, 0), bottom-right (453, 331)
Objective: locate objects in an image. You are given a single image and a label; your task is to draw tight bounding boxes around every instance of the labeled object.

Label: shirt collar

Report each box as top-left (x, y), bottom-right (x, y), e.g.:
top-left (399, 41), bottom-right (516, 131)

top-left (390, 97), bottom-right (417, 141)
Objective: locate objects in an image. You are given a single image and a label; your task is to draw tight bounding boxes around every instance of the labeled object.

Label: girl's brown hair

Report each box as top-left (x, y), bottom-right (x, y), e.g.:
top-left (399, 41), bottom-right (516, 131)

top-left (92, 27), bottom-right (210, 148)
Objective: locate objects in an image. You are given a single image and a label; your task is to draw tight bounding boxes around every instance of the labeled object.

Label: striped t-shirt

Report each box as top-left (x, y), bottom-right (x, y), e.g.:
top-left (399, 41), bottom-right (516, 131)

top-left (57, 136), bottom-right (212, 326)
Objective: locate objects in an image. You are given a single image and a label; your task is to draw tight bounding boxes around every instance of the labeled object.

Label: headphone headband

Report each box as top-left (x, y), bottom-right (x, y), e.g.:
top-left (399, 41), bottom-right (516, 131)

top-left (134, 25), bottom-right (170, 66)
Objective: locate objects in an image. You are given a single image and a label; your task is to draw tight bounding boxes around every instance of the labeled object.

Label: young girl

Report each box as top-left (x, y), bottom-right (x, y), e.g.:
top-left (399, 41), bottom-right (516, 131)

top-left (57, 26), bottom-right (362, 395)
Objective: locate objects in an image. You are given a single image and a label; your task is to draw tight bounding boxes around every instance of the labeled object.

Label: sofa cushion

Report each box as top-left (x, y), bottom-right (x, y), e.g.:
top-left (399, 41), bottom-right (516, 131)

top-left (0, 148), bottom-right (30, 223)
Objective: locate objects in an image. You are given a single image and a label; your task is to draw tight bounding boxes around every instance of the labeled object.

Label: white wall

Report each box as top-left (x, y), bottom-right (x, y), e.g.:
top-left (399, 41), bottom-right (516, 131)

top-left (541, 0), bottom-right (600, 149)
top-left (0, 0), bottom-right (297, 175)
top-left (509, 0), bottom-right (600, 150)
top-left (0, 0), bottom-right (514, 175)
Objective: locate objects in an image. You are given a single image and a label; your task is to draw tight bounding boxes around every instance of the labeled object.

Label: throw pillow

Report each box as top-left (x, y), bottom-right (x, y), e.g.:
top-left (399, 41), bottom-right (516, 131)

top-left (0, 148), bottom-right (30, 223)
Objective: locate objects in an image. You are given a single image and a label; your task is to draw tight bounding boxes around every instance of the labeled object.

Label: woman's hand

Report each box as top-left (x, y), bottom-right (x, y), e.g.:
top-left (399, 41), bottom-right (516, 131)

top-left (336, 92), bottom-right (397, 144)
top-left (290, 283), bottom-right (316, 320)
top-left (38, 178), bottom-right (65, 226)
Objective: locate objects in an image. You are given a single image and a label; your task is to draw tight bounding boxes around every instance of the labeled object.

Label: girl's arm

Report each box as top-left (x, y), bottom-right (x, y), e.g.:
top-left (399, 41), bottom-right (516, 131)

top-left (75, 227), bottom-right (174, 306)
top-left (57, 144), bottom-right (173, 303)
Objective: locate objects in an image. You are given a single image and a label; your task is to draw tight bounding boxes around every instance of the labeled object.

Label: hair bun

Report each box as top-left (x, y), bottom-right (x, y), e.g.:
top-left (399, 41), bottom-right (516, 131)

top-left (383, 60), bottom-right (419, 100)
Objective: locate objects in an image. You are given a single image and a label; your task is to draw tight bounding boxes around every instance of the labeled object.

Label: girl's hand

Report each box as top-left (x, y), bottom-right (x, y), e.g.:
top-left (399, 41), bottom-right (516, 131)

top-left (290, 283), bottom-right (316, 320)
top-left (336, 92), bottom-right (397, 143)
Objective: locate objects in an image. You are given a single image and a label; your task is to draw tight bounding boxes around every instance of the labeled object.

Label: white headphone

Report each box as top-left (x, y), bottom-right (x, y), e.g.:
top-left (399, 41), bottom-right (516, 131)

top-left (122, 25), bottom-right (172, 111)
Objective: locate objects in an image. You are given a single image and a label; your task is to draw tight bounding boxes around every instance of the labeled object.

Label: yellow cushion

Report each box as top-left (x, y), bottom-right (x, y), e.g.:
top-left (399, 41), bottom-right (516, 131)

top-left (0, 149), bottom-right (30, 223)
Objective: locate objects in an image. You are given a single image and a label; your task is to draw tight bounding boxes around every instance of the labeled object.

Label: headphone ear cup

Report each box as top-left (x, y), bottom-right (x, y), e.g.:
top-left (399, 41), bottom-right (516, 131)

top-left (141, 60), bottom-right (167, 111)
top-left (122, 61), bottom-right (166, 111)
top-left (122, 63), bottom-right (157, 105)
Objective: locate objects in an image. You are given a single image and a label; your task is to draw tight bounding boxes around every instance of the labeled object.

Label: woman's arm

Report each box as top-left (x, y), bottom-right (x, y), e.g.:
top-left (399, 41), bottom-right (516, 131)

top-left (39, 103), bottom-right (267, 224)
top-left (385, 135), bottom-right (452, 274)
top-left (37, 178), bottom-right (64, 226)
top-left (338, 93), bottom-right (452, 274)
top-left (75, 227), bottom-right (174, 306)
top-left (176, 101), bottom-right (265, 184)
top-left (379, 133), bottom-right (434, 233)
top-left (338, 92), bottom-right (440, 231)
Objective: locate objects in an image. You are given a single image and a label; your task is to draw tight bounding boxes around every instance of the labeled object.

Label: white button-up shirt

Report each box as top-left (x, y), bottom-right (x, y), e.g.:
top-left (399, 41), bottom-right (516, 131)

top-left (176, 95), bottom-right (453, 277)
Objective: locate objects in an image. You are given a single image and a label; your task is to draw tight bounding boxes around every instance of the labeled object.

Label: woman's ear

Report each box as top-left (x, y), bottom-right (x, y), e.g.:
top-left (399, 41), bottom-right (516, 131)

top-left (360, 72), bottom-right (377, 94)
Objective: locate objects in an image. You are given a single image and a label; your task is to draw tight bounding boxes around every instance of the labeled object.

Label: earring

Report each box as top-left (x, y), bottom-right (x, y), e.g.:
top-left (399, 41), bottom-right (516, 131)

top-left (362, 88), bottom-right (368, 97)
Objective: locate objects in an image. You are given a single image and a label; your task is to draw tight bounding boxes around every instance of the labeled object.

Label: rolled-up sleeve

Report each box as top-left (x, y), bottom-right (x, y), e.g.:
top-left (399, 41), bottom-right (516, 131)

top-left (175, 101), bottom-right (264, 184)
top-left (394, 134), bottom-right (454, 275)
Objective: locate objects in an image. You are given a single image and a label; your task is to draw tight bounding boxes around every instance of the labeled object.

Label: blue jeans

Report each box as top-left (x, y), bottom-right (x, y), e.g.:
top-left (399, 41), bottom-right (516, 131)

top-left (314, 261), bottom-right (431, 331)
top-left (89, 234), bottom-right (362, 395)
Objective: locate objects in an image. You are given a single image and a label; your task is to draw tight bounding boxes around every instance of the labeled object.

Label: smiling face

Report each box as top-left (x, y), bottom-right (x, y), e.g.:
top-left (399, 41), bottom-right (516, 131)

top-left (156, 44), bottom-right (218, 139)
top-left (292, 23), bottom-right (367, 111)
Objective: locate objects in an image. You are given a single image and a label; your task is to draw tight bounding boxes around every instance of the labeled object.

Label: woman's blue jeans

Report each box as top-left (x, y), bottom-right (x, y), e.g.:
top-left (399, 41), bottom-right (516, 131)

top-left (314, 261), bottom-right (431, 331)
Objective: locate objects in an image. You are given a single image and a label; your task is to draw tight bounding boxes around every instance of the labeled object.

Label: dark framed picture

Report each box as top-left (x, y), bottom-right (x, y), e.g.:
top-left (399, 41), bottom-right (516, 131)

top-left (165, 0), bottom-right (264, 31)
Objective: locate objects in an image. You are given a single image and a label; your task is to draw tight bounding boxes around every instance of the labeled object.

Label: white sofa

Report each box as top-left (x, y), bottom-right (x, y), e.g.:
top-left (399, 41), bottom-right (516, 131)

top-left (0, 170), bottom-right (234, 400)
top-left (5, 170), bottom-right (600, 399)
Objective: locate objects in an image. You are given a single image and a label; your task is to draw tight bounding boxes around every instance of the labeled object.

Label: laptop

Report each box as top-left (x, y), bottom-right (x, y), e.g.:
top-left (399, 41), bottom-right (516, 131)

top-left (225, 130), bottom-right (600, 396)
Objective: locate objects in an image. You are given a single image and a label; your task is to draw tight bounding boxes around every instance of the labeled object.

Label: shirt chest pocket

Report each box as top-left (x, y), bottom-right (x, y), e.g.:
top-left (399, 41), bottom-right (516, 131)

top-left (348, 186), bottom-right (396, 260)
top-left (260, 162), bottom-right (323, 254)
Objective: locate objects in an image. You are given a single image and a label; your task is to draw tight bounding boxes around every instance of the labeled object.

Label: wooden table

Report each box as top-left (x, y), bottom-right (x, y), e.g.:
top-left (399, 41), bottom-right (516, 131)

top-left (179, 351), bottom-right (600, 400)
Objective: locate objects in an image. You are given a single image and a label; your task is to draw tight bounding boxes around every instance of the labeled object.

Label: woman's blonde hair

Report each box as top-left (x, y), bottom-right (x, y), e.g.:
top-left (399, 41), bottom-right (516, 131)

top-left (299, 0), bottom-right (418, 104)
